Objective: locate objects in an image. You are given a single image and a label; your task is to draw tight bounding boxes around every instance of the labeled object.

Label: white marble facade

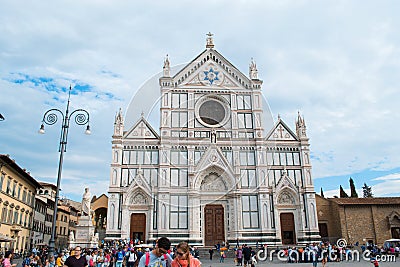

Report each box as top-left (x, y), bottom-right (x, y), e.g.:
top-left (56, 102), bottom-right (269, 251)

top-left (106, 35), bottom-right (320, 246)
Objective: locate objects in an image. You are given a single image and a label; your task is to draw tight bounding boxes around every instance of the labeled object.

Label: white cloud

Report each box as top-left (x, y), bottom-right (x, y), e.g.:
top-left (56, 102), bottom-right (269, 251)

top-left (1, 1), bottom-right (400, 200)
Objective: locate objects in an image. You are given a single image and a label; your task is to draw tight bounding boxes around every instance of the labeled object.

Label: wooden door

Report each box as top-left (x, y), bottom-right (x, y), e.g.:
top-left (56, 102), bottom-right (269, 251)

top-left (130, 213), bottom-right (146, 243)
top-left (280, 213), bottom-right (296, 245)
top-left (204, 205), bottom-right (225, 246)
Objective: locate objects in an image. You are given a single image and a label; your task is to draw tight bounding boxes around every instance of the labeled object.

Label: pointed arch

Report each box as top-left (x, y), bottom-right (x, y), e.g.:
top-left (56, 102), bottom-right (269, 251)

top-left (193, 165), bottom-right (236, 191)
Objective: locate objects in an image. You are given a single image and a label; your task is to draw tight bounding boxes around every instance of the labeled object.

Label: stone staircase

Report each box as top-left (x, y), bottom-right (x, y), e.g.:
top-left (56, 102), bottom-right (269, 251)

top-left (196, 247), bottom-right (236, 259)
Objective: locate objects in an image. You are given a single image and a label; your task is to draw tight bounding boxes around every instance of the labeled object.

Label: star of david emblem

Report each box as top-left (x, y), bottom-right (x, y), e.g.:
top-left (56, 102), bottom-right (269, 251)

top-left (203, 68), bottom-right (219, 85)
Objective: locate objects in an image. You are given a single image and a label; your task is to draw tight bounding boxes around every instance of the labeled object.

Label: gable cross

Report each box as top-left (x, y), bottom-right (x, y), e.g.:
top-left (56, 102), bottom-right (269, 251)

top-left (277, 125), bottom-right (285, 138)
top-left (138, 122), bottom-right (147, 136)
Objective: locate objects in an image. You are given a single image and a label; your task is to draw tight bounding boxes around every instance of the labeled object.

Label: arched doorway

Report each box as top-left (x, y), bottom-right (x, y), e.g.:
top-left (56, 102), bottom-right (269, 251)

top-left (280, 213), bottom-right (296, 245)
top-left (204, 204), bottom-right (225, 246)
top-left (130, 213), bottom-right (146, 243)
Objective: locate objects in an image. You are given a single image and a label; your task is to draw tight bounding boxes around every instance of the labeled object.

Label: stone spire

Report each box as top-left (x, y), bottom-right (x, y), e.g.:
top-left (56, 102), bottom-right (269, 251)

top-left (296, 111), bottom-right (307, 139)
top-left (206, 32), bottom-right (215, 48)
top-left (114, 108), bottom-right (124, 137)
top-left (249, 58), bottom-right (258, 80)
top-left (163, 54), bottom-right (170, 77)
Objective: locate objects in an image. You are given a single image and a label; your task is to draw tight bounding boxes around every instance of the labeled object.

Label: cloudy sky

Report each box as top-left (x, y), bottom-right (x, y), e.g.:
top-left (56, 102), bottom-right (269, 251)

top-left (0, 0), bottom-right (399, 201)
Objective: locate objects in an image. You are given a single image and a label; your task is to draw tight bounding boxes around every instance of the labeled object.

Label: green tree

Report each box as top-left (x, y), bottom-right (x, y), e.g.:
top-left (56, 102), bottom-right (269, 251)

top-left (362, 183), bottom-right (373, 198)
top-left (340, 185), bottom-right (349, 198)
top-left (349, 177), bottom-right (358, 198)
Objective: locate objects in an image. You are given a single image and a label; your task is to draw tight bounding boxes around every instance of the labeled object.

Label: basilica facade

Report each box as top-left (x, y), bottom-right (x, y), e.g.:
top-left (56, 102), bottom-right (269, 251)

top-left (106, 35), bottom-right (320, 246)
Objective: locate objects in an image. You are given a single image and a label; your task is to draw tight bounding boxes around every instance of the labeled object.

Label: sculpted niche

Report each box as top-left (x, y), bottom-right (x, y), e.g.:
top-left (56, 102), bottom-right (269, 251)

top-left (200, 172), bottom-right (227, 191)
top-left (130, 192), bottom-right (148, 205)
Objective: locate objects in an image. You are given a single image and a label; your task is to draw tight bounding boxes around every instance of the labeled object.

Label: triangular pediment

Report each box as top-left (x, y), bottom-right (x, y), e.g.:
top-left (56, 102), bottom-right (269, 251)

top-left (172, 49), bottom-right (253, 90)
top-left (124, 170), bottom-right (152, 205)
top-left (266, 119), bottom-right (298, 141)
top-left (275, 169), bottom-right (298, 192)
top-left (194, 145), bottom-right (234, 176)
top-left (124, 116), bottom-right (159, 139)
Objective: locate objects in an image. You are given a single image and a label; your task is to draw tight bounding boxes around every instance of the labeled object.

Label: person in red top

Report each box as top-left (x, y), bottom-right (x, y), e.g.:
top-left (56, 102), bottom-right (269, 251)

top-left (171, 242), bottom-right (201, 267)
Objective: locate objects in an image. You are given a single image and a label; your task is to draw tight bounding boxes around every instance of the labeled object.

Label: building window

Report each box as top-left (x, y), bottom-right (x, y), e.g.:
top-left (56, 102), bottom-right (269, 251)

top-left (222, 150), bottom-right (233, 165)
top-left (17, 185), bottom-right (21, 199)
top-left (171, 93), bottom-right (188, 109)
top-left (123, 150), bottom-right (159, 165)
top-left (7, 209), bottom-right (13, 224)
top-left (270, 194), bottom-right (275, 228)
top-left (238, 113), bottom-right (253, 129)
top-left (1, 207), bottom-right (7, 223)
top-left (242, 195), bottom-right (259, 228)
top-left (170, 151), bottom-right (188, 165)
top-left (153, 198), bottom-right (158, 230)
top-left (170, 195), bottom-right (188, 229)
top-left (170, 169), bottom-right (188, 187)
top-left (0, 173), bottom-right (4, 191)
top-left (12, 182), bottom-right (16, 197)
top-left (13, 211), bottom-right (18, 224)
top-left (194, 150), bottom-right (205, 165)
top-left (240, 169), bottom-right (256, 187)
top-left (171, 111), bottom-right (187, 128)
top-left (267, 152), bottom-right (301, 166)
top-left (239, 151), bottom-right (256, 166)
top-left (237, 95), bottom-right (252, 110)
top-left (6, 178), bottom-right (11, 194)
top-left (121, 168), bottom-right (158, 186)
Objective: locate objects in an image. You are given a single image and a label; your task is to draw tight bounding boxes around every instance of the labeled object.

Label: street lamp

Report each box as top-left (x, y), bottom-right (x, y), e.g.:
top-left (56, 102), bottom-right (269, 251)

top-left (0, 113), bottom-right (5, 121)
top-left (39, 86), bottom-right (90, 257)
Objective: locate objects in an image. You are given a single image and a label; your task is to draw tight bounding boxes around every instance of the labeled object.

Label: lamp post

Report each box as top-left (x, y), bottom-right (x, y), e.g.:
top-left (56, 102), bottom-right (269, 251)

top-left (39, 86), bottom-right (90, 257)
top-left (0, 113), bottom-right (5, 121)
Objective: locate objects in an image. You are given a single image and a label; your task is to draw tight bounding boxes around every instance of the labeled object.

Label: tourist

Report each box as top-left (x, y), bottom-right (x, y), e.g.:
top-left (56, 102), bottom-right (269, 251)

top-left (208, 248), bottom-right (213, 260)
top-left (63, 246), bottom-right (88, 267)
top-left (242, 245), bottom-right (251, 267)
top-left (236, 246), bottom-right (243, 266)
top-left (2, 251), bottom-right (17, 267)
top-left (35, 255), bottom-right (43, 267)
top-left (97, 251), bottom-right (104, 267)
top-left (171, 242), bottom-right (201, 267)
top-left (46, 256), bottom-right (56, 267)
top-left (125, 248), bottom-right (138, 267)
top-left (115, 248), bottom-right (124, 267)
top-left (56, 253), bottom-right (65, 267)
top-left (137, 237), bottom-right (172, 267)
top-left (22, 253), bottom-right (34, 267)
top-left (219, 251), bottom-right (225, 263)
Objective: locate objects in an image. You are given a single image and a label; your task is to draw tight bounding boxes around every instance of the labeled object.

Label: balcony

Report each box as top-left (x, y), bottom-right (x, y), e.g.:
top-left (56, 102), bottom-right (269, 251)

top-left (11, 224), bottom-right (22, 232)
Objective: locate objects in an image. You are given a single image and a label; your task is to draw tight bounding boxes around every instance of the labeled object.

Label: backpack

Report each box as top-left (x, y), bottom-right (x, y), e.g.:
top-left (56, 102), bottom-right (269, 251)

top-left (23, 258), bottom-right (31, 267)
top-left (117, 252), bottom-right (124, 261)
top-left (145, 252), bottom-right (168, 267)
top-left (127, 252), bottom-right (137, 263)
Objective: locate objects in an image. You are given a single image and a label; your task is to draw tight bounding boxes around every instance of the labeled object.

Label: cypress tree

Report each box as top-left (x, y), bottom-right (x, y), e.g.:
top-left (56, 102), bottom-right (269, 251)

top-left (340, 185), bottom-right (349, 198)
top-left (349, 177), bottom-right (358, 198)
top-left (320, 187), bottom-right (325, 198)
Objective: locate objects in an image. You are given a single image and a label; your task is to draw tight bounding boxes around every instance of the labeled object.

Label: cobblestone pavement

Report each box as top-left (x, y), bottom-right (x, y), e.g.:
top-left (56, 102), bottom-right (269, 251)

top-left (200, 258), bottom-right (399, 267)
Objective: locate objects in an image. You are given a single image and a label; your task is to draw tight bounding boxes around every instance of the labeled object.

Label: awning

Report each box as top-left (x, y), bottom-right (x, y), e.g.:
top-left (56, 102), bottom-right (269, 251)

top-left (0, 234), bottom-right (14, 242)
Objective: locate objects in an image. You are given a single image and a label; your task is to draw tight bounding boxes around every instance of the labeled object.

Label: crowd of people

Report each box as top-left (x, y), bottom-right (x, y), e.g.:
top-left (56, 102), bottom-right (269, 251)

top-left (1, 238), bottom-right (399, 267)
